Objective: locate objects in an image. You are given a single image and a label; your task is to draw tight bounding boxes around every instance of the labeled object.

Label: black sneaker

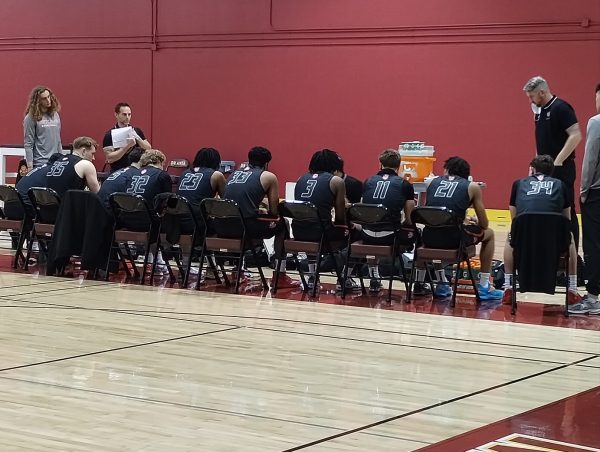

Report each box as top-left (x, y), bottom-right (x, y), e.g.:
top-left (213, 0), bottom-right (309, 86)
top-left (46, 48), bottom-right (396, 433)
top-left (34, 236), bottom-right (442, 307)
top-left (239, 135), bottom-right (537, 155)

top-left (412, 282), bottom-right (432, 297)
top-left (369, 278), bottom-right (383, 293)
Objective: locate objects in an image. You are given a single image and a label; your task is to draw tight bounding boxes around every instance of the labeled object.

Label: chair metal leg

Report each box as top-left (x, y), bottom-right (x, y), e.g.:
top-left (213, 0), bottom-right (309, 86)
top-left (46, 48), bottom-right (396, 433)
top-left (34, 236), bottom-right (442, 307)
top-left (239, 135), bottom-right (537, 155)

top-left (313, 246), bottom-right (326, 299)
top-left (234, 253), bottom-right (244, 294)
top-left (387, 257), bottom-right (395, 303)
top-left (564, 253), bottom-right (570, 318)
top-left (511, 270), bottom-right (517, 315)
top-left (451, 263), bottom-right (460, 307)
top-left (252, 248), bottom-right (269, 291)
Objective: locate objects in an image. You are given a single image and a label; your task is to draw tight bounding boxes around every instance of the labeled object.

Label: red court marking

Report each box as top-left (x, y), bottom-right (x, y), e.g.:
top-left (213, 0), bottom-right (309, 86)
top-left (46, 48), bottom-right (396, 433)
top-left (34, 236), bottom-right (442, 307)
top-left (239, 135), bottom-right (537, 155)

top-left (417, 387), bottom-right (600, 451)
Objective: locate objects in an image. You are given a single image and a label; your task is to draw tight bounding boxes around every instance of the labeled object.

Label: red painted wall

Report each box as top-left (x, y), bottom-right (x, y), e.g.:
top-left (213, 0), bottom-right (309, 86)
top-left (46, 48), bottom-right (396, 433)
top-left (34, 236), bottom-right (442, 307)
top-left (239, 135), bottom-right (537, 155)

top-left (1, 0), bottom-right (599, 207)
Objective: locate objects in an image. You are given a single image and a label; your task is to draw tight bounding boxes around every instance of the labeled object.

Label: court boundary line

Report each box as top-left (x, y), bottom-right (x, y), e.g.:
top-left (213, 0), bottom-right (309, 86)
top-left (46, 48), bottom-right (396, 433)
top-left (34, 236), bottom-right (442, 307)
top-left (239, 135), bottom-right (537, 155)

top-left (1, 297), bottom-right (596, 369)
top-left (0, 326), bottom-right (241, 373)
top-left (281, 356), bottom-right (598, 451)
top-left (0, 372), bottom-right (430, 447)
top-left (2, 295), bottom-right (598, 359)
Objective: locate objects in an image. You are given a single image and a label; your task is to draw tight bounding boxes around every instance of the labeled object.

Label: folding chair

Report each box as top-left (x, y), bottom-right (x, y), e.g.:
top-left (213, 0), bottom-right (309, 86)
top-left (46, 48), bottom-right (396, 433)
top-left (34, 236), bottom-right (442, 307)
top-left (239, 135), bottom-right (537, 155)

top-left (343, 203), bottom-right (415, 302)
top-left (155, 193), bottom-right (221, 289)
top-left (0, 185), bottom-right (32, 268)
top-left (26, 187), bottom-right (61, 271)
top-left (273, 200), bottom-right (346, 297)
top-left (408, 206), bottom-right (480, 306)
top-left (509, 212), bottom-right (571, 316)
top-left (198, 198), bottom-right (270, 294)
top-left (166, 158), bottom-right (190, 177)
top-left (108, 193), bottom-right (161, 284)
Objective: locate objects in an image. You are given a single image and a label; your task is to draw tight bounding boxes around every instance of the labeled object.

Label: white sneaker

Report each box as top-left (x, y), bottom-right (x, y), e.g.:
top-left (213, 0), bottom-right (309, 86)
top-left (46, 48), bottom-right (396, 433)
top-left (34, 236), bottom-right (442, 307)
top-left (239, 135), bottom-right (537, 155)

top-left (568, 297), bottom-right (600, 315)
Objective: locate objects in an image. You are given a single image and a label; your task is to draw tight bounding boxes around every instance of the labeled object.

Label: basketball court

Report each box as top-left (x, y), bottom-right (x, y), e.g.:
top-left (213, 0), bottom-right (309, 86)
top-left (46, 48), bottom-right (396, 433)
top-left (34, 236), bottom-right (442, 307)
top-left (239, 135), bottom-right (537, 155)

top-left (0, 221), bottom-right (598, 451)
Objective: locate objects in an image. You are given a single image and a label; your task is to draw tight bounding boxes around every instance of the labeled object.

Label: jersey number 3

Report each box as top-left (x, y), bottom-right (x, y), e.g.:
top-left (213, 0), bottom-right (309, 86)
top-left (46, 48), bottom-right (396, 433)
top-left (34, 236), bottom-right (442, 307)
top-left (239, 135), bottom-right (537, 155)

top-left (300, 179), bottom-right (317, 198)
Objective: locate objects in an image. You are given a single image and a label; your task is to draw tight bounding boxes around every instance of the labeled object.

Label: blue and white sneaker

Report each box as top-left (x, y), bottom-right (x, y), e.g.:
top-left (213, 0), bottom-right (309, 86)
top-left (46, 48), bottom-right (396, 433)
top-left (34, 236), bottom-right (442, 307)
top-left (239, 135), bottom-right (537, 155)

top-left (477, 284), bottom-right (504, 301)
top-left (433, 284), bottom-right (453, 299)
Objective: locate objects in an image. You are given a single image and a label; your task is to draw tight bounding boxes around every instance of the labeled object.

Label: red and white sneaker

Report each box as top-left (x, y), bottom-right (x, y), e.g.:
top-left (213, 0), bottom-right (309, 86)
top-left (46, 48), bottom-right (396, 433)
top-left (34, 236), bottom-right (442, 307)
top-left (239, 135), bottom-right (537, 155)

top-left (568, 291), bottom-right (583, 305)
top-left (502, 287), bottom-right (513, 305)
top-left (272, 272), bottom-right (301, 289)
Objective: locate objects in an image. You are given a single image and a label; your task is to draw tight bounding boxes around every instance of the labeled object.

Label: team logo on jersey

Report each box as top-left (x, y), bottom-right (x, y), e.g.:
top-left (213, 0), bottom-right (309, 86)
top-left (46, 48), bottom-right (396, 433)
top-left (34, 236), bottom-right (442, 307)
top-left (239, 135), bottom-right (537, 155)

top-left (141, 169), bottom-right (147, 174)
top-left (312, 174), bottom-right (318, 178)
top-left (546, 111), bottom-right (551, 119)
top-left (382, 174), bottom-right (389, 180)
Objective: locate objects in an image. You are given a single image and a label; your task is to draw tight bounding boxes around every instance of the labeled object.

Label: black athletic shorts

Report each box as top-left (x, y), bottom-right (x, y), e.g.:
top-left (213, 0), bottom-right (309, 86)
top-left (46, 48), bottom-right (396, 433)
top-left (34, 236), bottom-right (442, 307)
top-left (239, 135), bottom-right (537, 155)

top-left (216, 216), bottom-right (285, 240)
top-left (422, 224), bottom-right (483, 249)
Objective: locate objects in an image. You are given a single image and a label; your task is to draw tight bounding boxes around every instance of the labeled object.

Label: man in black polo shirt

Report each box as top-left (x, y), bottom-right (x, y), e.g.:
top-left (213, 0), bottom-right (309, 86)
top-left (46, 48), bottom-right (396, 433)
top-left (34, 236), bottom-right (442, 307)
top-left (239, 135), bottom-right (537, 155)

top-left (103, 102), bottom-right (151, 173)
top-left (523, 76), bottom-right (582, 249)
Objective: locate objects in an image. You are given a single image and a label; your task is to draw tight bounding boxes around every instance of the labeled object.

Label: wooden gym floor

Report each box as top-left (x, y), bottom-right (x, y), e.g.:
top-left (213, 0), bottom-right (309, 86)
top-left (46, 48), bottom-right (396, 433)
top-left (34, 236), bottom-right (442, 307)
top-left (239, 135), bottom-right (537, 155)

top-left (0, 217), bottom-right (598, 451)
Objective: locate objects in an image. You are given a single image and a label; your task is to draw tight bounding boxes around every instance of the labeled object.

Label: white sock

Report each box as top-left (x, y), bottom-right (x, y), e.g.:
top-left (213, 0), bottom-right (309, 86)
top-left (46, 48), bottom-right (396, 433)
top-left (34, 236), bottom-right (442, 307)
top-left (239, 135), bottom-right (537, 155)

top-left (479, 272), bottom-right (490, 288)
top-left (308, 263), bottom-right (316, 274)
top-left (568, 275), bottom-right (577, 293)
top-left (278, 259), bottom-right (286, 273)
top-left (416, 268), bottom-right (426, 282)
top-left (435, 269), bottom-right (448, 283)
top-left (369, 265), bottom-right (380, 279)
top-left (503, 273), bottom-right (513, 290)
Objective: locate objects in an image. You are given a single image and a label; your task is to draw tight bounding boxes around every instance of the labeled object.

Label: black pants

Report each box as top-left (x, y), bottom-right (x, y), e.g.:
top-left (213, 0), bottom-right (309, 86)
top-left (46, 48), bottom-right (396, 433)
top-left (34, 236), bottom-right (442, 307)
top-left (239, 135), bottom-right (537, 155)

top-left (581, 188), bottom-right (600, 295)
top-left (552, 160), bottom-right (579, 250)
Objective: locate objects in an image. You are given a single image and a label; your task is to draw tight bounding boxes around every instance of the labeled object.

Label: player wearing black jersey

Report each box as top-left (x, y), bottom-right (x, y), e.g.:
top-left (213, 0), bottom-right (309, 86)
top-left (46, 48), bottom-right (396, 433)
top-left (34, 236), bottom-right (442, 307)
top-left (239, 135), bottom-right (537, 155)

top-left (421, 156), bottom-right (502, 300)
top-left (502, 155), bottom-right (582, 307)
top-left (361, 149), bottom-right (416, 293)
top-left (223, 146), bottom-right (298, 289)
top-left (46, 136), bottom-right (100, 197)
top-left (177, 147), bottom-right (226, 205)
top-left (97, 147), bottom-right (143, 208)
top-left (126, 149), bottom-right (172, 206)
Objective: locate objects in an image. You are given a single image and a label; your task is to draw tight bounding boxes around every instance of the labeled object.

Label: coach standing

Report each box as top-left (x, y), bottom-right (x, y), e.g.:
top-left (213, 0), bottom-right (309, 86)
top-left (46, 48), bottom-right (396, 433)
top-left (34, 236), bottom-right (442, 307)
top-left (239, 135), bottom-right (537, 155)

top-left (523, 75), bottom-right (582, 249)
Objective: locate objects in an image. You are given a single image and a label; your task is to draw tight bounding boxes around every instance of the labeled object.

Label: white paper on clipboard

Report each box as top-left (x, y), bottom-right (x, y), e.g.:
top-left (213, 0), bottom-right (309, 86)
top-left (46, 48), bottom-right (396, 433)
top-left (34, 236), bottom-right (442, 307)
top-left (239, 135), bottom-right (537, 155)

top-left (111, 126), bottom-right (133, 148)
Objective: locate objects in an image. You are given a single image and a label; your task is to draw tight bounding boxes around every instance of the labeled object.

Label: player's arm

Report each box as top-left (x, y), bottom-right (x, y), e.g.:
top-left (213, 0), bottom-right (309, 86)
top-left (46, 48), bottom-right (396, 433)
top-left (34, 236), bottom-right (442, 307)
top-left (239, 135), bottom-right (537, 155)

top-left (468, 182), bottom-right (489, 229)
top-left (210, 171), bottom-right (227, 198)
top-left (81, 161), bottom-right (100, 193)
top-left (554, 123), bottom-right (582, 166)
top-left (261, 171), bottom-right (280, 217)
top-left (331, 176), bottom-right (347, 224)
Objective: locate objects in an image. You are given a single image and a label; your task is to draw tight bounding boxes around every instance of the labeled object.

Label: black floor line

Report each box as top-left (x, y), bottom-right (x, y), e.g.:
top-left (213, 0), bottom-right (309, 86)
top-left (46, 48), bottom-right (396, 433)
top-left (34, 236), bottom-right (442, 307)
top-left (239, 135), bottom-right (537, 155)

top-left (0, 282), bottom-right (116, 298)
top-left (108, 310), bottom-right (600, 355)
top-left (4, 296), bottom-right (597, 361)
top-left (281, 355), bottom-right (598, 451)
top-left (5, 296), bottom-right (591, 367)
top-left (0, 374), bottom-right (346, 434)
top-left (0, 326), bottom-right (241, 373)
top-left (111, 311), bottom-right (594, 365)
top-left (242, 325), bottom-right (593, 366)
top-left (82, 309), bottom-right (600, 357)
